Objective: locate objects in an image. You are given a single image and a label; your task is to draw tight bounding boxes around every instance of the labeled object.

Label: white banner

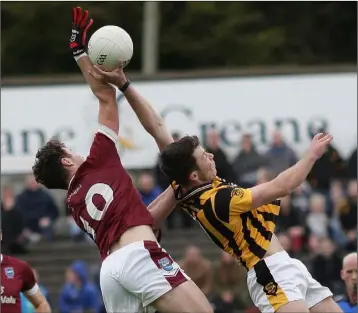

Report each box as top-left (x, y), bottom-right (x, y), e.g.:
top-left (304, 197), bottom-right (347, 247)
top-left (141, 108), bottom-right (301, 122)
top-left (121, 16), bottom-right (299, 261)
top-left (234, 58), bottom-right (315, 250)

top-left (1, 73), bottom-right (356, 174)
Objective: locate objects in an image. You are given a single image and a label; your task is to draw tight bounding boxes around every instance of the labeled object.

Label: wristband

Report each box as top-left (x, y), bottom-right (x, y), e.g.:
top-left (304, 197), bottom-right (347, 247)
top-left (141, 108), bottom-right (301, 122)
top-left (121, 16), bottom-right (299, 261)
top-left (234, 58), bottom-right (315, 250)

top-left (74, 52), bottom-right (87, 62)
top-left (119, 80), bottom-right (131, 93)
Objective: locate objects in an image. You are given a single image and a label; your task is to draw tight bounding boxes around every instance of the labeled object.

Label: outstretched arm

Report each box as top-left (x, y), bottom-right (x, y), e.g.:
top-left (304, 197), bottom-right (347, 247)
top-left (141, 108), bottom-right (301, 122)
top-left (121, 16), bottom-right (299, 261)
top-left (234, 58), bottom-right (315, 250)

top-left (89, 66), bottom-right (173, 151)
top-left (70, 7), bottom-right (119, 134)
top-left (147, 187), bottom-right (176, 229)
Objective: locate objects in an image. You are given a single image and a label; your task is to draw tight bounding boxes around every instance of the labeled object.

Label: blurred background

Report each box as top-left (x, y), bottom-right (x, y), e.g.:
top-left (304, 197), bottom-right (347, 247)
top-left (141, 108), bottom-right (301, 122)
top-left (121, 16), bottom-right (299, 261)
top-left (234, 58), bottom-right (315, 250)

top-left (1, 2), bottom-right (357, 313)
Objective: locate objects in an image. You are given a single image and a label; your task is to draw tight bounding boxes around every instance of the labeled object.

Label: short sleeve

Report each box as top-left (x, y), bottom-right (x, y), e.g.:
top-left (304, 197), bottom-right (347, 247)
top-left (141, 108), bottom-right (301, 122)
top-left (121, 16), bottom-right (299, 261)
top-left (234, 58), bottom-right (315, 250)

top-left (87, 124), bottom-right (121, 166)
top-left (214, 187), bottom-right (252, 220)
top-left (21, 261), bottom-right (38, 296)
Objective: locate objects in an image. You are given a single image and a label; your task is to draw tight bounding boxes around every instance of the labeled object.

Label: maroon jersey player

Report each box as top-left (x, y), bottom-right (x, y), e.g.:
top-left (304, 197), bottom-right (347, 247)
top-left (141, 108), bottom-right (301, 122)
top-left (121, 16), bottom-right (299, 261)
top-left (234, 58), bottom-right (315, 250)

top-left (32, 7), bottom-right (212, 313)
top-left (1, 254), bottom-right (50, 313)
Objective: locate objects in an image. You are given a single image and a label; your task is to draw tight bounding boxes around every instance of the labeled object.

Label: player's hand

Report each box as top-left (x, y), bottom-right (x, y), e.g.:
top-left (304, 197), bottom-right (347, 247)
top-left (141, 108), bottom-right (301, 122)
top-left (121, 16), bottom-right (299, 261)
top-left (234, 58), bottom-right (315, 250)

top-left (89, 65), bottom-right (128, 89)
top-left (307, 133), bottom-right (333, 160)
top-left (70, 7), bottom-right (93, 57)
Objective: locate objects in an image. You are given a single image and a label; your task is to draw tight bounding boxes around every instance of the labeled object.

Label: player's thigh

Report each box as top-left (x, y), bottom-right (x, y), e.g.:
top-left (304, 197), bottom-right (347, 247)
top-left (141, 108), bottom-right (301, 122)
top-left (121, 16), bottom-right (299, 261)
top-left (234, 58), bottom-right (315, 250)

top-left (119, 241), bottom-right (212, 312)
top-left (309, 297), bottom-right (343, 313)
top-left (100, 260), bottom-right (143, 313)
top-left (276, 300), bottom-right (310, 313)
top-left (294, 259), bottom-right (335, 311)
top-left (247, 252), bottom-right (307, 313)
top-left (152, 279), bottom-right (213, 313)
top-left (304, 274), bottom-right (340, 313)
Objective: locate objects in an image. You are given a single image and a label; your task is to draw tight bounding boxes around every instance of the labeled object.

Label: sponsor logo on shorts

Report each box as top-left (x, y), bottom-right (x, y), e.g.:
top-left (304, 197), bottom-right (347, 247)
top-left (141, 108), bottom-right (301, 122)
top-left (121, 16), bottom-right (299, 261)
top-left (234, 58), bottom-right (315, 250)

top-left (158, 257), bottom-right (174, 271)
top-left (4, 267), bottom-right (14, 279)
top-left (263, 281), bottom-right (278, 296)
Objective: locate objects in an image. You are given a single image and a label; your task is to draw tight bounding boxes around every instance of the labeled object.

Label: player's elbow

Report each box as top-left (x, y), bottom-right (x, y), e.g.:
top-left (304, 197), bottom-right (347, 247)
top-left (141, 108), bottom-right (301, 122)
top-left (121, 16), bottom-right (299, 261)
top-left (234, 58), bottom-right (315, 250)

top-left (271, 176), bottom-right (292, 197)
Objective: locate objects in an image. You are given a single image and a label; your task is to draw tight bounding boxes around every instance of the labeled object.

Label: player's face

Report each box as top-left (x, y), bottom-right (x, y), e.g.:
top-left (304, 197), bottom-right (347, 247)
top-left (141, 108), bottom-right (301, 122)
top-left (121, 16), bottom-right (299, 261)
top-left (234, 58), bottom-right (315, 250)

top-left (341, 258), bottom-right (357, 292)
top-left (192, 146), bottom-right (217, 182)
top-left (61, 147), bottom-right (85, 169)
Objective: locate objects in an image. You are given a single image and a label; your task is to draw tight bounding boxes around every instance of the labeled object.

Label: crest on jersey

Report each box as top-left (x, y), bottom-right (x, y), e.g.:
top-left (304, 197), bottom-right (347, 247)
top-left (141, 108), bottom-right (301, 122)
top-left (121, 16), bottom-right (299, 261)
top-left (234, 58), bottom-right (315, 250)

top-left (4, 267), bottom-right (14, 278)
top-left (158, 257), bottom-right (173, 271)
top-left (231, 188), bottom-right (244, 199)
top-left (263, 281), bottom-right (278, 296)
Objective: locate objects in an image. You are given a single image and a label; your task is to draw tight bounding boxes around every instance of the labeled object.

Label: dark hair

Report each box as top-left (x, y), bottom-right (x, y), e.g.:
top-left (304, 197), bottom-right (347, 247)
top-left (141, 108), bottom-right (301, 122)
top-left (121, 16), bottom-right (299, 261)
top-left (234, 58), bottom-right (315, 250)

top-left (32, 139), bottom-right (69, 190)
top-left (160, 135), bottom-right (200, 185)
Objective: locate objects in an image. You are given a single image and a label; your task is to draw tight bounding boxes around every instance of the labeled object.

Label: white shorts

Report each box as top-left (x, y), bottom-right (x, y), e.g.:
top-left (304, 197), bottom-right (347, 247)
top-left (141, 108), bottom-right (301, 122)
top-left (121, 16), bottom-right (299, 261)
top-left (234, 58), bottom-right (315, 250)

top-left (100, 240), bottom-right (189, 313)
top-left (247, 251), bottom-right (332, 313)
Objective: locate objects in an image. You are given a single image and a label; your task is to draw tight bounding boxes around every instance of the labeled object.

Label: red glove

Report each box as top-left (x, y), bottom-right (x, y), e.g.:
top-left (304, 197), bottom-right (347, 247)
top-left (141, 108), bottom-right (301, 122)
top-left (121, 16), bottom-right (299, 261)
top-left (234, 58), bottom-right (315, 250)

top-left (70, 7), bottom-right (93, 57)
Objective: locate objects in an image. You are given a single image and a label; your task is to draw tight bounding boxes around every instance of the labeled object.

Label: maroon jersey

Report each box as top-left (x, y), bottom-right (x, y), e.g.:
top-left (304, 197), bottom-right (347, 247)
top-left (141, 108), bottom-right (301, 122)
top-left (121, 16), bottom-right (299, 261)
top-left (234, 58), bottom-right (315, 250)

top-left (67, 126), bottom-right (153, 259)
top-left (1, 255), bottom-right (38, 313)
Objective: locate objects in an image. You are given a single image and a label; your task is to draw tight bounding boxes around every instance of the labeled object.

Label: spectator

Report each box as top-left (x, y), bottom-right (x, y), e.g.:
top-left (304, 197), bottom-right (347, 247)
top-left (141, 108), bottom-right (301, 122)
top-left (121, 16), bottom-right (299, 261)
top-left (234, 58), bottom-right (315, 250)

top-left (311, 237), bottom-right (342, 292)
top-left (336, 252), bottom-right (357, 312)
top-left (232, 134), bottom-right (266, 187)
top-left (336, 180), bottom-right (357, 252)
top-left (307, 139), bottom-right (346, 193)
top-left (211, 289), bottom-right (246, 313)
top-left (306, 193), bottom-right (330, 238)
top-left (137, 171), bottom-right (163, 206)
top-left (59, 260), bottom-right (100, 313)
top-left (21, 269), bottom-right (50, 313)
top-left (276, 232), bottom-right (294, 256)
top-left (265, 131), bottom-right (297, 176)
top-left (205, 129), bottom-right (234, 182)
top-left (179, 245), bottom-right (213, 296)
top-left (1, 186), bottom-right (27, 254)
top-left (347, 147), bottom-right (357, 179)
top-left (213, 251), bottom-right (248, 303)
top-left (16, 174), bottom-right (59, 242)
top-left (291, 182), bottom-right (311, 214)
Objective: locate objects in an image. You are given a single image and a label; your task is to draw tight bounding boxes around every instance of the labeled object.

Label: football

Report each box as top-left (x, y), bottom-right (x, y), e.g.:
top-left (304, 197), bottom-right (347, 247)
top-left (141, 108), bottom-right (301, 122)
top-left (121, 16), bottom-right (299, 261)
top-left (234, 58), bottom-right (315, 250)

top-left (88, 25), bottom-right (133, 71)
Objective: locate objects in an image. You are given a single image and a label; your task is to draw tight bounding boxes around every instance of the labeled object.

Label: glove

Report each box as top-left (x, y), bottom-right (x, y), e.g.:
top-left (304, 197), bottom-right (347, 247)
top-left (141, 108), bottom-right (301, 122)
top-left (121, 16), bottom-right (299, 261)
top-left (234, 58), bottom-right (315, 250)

top-left (70, 7), bottom-right (93, 57)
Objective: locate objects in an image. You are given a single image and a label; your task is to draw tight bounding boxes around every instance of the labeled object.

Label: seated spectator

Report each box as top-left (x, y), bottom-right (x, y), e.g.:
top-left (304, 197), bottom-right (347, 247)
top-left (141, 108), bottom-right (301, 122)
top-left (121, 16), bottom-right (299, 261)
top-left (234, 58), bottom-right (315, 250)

top-left (347, 147), bottom-right (357, 179)
top-left (21, 269), bottom-right (50, 313)
top-left (276, 196), bottom-right (305, 253)
top-left (311, 237), bottom-right (342, 292)
top-left (16, 174), bottom-right (59, 242)
top-left (291, 181), bottom-right (311, 213)
top-left (265, 131), bottom-right (297, 176)
top-left (59, 260), bottom-right (100, 313)
top-left (1, 186), bottom-right (27, 254)
top-left (232, 134), bottom-right (267, 187)
top-left (205, 128), bottom-right (234, 182)
top-left (276, 232), bottom-right (295, 256)
top-left (213, 251), bottom-right (248, 304)
top-left (307, 137), bottom-right (346, 193)
top-left (336, 180), bottom-right (357, 252)
top-left (335, 252), bottom-right (357, 312)
top-left (306, 193), bottom-right (330, 238)
top-left (137, 171), bottom-right (163, 206)
top-left (211, 289), bottom-right (246, 313)
top-left (179, 245), bottom-right (213, 297)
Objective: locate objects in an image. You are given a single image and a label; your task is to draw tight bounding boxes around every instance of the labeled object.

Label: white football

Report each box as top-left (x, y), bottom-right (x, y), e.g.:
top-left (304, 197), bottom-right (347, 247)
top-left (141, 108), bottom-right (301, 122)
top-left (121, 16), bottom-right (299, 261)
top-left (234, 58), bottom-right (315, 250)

top-left (88, 25), bottom-right (133, 71)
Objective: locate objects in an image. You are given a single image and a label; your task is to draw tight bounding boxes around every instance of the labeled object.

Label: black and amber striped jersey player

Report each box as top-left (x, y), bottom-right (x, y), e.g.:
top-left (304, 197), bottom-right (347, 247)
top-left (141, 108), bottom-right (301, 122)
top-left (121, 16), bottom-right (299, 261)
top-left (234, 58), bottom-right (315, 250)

top-left (172, 177), bottom-right (280, 270)
top-left (160, 134), bottom-right (330, 272)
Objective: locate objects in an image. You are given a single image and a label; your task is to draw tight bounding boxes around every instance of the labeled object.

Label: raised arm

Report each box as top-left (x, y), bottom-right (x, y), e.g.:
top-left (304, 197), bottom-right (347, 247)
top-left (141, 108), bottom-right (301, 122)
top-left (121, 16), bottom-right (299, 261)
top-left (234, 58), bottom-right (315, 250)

top-left (249, 133), bottom-right (332, 208)
top-left (89, 65), bottom-right (173, 151)
top-left (70, 7), bottom-right (119, 134)
top-left (213, 133), bottom-right (333, 216)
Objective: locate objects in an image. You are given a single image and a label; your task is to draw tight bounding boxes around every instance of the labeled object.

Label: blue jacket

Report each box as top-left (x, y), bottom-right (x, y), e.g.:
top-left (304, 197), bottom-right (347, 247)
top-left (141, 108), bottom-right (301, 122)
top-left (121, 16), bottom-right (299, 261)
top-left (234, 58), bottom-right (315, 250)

top-left (139, 186), bottom-right (162, 206)
top-left (58, 261), bottom-right (100, 313)
top-left (336, 295), bottom-right (357, 313)
top-left (21, 285), bottom-right (49, 313)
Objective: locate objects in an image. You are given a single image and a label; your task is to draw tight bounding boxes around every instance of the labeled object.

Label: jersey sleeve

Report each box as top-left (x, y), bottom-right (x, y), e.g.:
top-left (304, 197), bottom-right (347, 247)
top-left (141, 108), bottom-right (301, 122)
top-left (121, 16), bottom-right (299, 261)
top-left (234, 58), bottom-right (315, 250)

top-left (20, 261), bottom-right (39, 296)
top-left (86, 124), bottom-right (121, 166)
top-left (213, 186), bottom-right (253, 220)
